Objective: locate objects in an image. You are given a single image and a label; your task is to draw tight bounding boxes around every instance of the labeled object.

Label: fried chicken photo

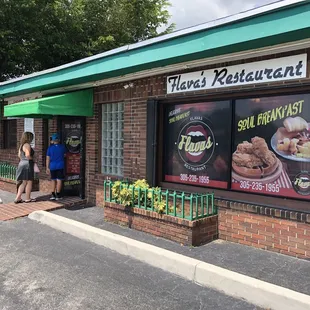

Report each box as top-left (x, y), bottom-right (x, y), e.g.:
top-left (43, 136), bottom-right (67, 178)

top-left (237, 141), bottom-right (253, 154)
top-left (233, 152), bottom-right (263, 168)
top-left (251, 136), bottom-right (277, 167)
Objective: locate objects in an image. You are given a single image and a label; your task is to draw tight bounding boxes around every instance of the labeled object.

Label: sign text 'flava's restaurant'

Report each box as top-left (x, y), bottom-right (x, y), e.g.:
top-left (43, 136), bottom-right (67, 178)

top-left (167, 54), bottom-right (307, 94)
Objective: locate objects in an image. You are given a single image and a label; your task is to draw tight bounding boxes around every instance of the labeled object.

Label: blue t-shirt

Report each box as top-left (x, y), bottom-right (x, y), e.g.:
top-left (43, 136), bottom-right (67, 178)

top-left (47, 144), bottom-right (67, 171)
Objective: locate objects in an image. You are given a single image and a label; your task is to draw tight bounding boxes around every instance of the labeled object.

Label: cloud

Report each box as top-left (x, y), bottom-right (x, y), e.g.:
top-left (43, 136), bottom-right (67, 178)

top-left (167, 0), bottom-right (281, 30)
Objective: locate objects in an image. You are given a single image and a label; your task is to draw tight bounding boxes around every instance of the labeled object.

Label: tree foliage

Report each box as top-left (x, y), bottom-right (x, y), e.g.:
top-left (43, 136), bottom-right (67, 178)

top-left (0, 0), bottom-right (174, 81)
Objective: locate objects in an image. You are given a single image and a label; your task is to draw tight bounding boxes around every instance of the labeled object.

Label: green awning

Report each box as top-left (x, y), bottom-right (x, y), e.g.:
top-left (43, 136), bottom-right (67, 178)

top-left (4, 89), bottom-right (93, 118)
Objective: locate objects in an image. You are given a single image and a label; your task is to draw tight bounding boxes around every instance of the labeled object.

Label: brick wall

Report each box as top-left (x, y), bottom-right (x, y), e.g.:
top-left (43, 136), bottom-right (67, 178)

top-left (86, 78), bottom-right (163, 204)
top-left (217, 200), bottom-right (310, 259)
top-left (0, 118), bottom-right (24, 165)
top-left (104, 201), bottom-right (218, 246)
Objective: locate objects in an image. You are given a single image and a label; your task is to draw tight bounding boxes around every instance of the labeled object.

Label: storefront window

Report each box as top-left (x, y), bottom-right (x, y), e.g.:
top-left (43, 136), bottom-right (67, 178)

top-left (163, 101), bottom-right (232, 189)
top-left (101, 103), bottom-right (124, 176)
top-left (3, 119), bottom-right (17, 149)
top-left (232, 93), bottom-right (310, 200)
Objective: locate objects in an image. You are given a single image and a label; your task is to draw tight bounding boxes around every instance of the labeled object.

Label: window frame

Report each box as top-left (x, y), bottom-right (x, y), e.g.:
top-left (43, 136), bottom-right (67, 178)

top-left (100, 102), bottom-right (124, 177)
top-left (2, 118), bottom-right (17, 149)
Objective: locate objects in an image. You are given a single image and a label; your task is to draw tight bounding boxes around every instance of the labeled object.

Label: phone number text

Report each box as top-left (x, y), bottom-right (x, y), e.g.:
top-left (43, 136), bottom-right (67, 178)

top-left (180, 174), bottom-right (209, 184)
top-left (239, 181), bottom-right (280, 193)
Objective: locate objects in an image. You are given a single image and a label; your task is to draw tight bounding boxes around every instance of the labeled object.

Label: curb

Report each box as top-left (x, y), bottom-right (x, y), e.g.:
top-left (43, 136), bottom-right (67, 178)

top-left (29, 210), bottom-right (310, 310)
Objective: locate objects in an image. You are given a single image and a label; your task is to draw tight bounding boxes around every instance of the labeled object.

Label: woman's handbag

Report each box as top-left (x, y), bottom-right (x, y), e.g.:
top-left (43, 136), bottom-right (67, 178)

top-left (34, 163), bottom-right (40, 173)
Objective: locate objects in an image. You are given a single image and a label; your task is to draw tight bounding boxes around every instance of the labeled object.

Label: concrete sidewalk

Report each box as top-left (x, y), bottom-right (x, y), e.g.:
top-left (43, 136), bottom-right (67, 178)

top-left (51, 206), bottom-right (310, 296)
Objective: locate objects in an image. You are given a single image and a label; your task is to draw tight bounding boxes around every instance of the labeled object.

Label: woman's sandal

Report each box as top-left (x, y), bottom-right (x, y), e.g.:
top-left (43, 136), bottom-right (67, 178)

top-left (24, 198), bottom-right (37, 203)
top-left (14, 199), bottom-right (24, 204)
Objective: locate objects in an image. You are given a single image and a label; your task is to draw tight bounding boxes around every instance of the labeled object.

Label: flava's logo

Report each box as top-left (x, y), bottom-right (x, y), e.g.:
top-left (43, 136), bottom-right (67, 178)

top-left (293, 172), bottom-right (310, 196)
top-left (65, 131), bottom-right (81, 154)
top-left (177, 119), bottom-right (215, 168)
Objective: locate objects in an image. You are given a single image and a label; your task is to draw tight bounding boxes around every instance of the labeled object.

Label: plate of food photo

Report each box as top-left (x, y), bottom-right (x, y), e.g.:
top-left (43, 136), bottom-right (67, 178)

top-left (271, 116), bottom-right (310, 162)
top-left (232, 137), bottom-right (282, 184)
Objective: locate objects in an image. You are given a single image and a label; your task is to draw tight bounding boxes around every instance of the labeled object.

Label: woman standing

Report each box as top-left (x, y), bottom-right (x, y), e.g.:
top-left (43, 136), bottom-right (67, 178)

top-left (14, 132), bottom-right (36, 203)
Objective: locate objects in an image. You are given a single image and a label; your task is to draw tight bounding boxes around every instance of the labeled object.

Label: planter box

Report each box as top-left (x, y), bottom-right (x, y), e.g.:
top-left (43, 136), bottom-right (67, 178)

top-left (0, 177), bottom-right (16, 193)
top-left (104, 201), bottom-right (218, 246)
top-left (0, 177), bottom-right (39, 194)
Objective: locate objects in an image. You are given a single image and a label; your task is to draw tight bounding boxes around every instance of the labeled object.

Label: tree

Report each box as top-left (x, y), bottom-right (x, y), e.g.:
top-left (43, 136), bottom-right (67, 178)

top-left (0, 0), bottom-right (174, 81)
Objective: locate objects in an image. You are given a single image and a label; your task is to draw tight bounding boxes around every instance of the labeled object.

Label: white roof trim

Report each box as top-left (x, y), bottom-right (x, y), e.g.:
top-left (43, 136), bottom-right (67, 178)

top-left (3, 38), bottom-right (307, 101)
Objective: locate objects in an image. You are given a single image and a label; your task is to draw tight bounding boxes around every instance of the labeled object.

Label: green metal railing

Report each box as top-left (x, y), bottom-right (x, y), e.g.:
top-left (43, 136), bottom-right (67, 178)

top-left (104, 180), bottom-right (216, 220)
top-left (0, 162), bottom-right (17, 180)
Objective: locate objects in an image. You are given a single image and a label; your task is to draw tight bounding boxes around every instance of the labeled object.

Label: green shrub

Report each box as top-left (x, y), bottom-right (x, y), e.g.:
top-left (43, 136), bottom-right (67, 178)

top-left (111, 179), bottom-right (173, 214)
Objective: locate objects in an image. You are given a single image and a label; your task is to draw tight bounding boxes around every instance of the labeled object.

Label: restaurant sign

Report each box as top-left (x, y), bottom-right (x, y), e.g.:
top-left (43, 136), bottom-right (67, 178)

top-left (167, 54), bottom-right (307, 94)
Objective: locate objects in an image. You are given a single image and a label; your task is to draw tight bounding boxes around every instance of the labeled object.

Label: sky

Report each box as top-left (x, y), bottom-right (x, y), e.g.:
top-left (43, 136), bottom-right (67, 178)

top-left (167, 0), bottom-right (282, 30)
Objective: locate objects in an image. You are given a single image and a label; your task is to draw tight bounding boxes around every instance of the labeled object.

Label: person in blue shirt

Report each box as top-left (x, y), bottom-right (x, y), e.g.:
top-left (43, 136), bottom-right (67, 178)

top-left (46, 133), bottom-right (67, 200)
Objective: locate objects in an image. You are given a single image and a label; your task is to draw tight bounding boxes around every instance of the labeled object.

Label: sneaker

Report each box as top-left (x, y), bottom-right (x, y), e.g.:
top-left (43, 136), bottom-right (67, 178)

top-left (50, 192), bottom-right (56, 200)
top-left (55, 193), bottom-right (63, 201)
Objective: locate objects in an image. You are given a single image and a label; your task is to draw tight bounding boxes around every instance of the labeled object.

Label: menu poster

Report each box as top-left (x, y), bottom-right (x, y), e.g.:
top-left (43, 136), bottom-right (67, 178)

top-left (232, 94), bottom-right (310, 200)
top-left (66, 153), bottom-right (81, 174)
top-left (164, 101), bottom-right (232, 189)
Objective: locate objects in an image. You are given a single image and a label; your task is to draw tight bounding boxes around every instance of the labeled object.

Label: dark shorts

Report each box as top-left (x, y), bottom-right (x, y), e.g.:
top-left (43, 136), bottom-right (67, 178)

top-left (50, 169), bottom-right (65, 180)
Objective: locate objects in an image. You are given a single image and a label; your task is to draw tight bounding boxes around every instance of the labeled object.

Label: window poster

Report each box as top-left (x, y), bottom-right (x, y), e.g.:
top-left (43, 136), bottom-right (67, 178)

top-left (62, 120), bottom-right (83, 194)
top-left (232, 94), bottom-right (310, 200)
top-left (24, 118), bottom-right (35, 148)
top-left (164, 101), bottom-right (232, 189)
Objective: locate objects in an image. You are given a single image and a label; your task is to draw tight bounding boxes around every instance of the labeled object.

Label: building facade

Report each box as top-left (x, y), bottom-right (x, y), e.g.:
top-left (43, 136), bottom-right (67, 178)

top-left (1, 0), bottom-right (310, 258)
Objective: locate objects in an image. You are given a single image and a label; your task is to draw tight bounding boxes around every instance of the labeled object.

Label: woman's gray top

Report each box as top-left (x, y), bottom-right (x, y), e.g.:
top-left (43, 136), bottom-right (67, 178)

top-left (16, 144), bottom-right (35, 181)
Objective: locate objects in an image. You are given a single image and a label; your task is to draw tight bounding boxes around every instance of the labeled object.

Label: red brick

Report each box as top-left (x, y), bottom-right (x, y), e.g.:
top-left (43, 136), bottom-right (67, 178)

top-left (245, 237), bottom-right (259, 244)
top-left (232, 224), bottom-right (246, 231)
top-left (251, 234), bottom-right (266, 241)
top-left (280, 220), bottom-right (298, 227)
top-left (254, 244), bottom-right (267, 250)
top-left (239, 230), bottom-right (252, 237)
top-left (289, 247), bottom-right (306, 255)
top-left (288, 227), bottom-right (306, 235)
top-left (280, 250), bottom-right (298, 258)
top-left (232, 233), bottom-right (245, 240)
top-left (238, 240), bottom-right (252, 246)
top-left (280, 230), bottom-right (296, 237)
top-left (296, 243), bottom-right (310, 251)
top-left (245, 218), bottom-right (259, 224)
top-left (288, 236), bottom-right (306, 245)
top-left (262, 217), bottom-right (279, 224)
top-left (266, 236), bottom-right (277, 243)
top-left (266, 247), bottom-right (281, 254)
top-left (274, 223), bottom-right (289, 231)
top-left (245, 228), bottom-right (259, 234)
top-left (258, 220), bottom-right (273, 227)
top-left (239, 222), bottom-right (252, 228)
top-left (258, 240), bottom-right (274, 248)
top-left (251, 224), bottom-right (263, 230)
top-left (258, 230), bottom-right (274, 237)
top-left (274, 244), bottom-right (289, 251)
top-left (265, 226), bottom-right (277, 233)
top-left (297, 223), bottom-right (309, 229)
